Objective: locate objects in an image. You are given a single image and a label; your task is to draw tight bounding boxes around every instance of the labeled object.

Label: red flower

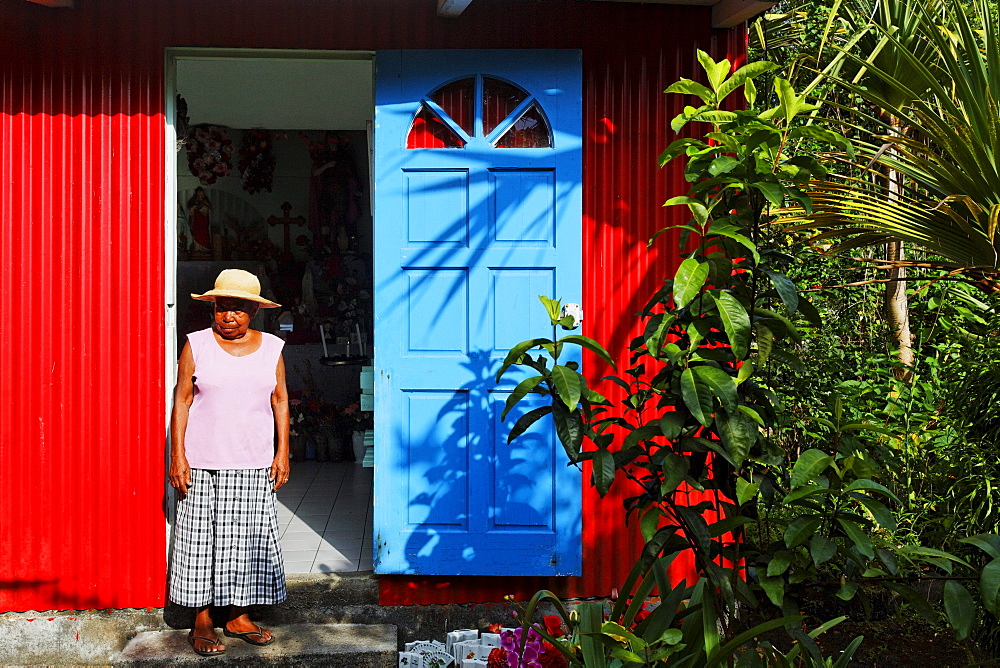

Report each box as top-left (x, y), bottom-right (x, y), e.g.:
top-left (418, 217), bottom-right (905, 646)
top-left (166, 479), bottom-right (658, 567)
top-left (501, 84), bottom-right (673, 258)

top-left (487, 647), bottom-right (509, 667)
top-left (542, 616), bottom-right (564, 638)
top-left (539, 641), bottom-right (568, 668)
top-left (488, 623), bottom-right (503, 634)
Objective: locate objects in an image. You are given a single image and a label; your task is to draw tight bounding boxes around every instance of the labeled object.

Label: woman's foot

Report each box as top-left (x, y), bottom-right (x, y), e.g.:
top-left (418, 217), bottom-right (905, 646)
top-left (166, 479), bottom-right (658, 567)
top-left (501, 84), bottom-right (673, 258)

top-left (224, 610), bottom-right (273, 645)
top-left (189, 606), bottom-right (225, 656)
top-left (188, 630), bottom-right (225, 656)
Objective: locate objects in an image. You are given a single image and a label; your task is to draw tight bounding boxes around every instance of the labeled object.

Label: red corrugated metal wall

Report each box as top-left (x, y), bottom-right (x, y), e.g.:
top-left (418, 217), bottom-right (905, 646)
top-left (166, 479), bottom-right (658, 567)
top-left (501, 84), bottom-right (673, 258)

top-left (0, 0), bottom-right (745, 611)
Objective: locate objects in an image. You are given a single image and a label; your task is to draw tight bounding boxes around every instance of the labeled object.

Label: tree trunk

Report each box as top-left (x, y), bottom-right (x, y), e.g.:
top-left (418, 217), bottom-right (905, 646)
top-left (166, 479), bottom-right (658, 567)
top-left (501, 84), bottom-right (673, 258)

top-left (885, 114), bottom-right (913, 381)
top-left (885, 239), bottom-right (913, 381)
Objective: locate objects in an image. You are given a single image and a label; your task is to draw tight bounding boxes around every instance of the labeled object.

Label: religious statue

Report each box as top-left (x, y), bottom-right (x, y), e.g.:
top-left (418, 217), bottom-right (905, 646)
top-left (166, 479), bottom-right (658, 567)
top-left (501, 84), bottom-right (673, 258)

top-left (187, 187), bottom-right (213, 252)
top-left (308, 132), bottom-right (362, 248)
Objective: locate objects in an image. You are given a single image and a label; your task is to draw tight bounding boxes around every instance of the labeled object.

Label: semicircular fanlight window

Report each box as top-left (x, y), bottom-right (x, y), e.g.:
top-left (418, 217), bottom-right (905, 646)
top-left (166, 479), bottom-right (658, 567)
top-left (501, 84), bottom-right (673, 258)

top-left (495, 102), bottom-right (551, 148)
top-left (483, 77), bottom-right (527, 137)
top-left (407, 105), bottom-right (465, 148)
top-left (430, 78), bottom-right (475, 136)
top-left (406, 75), bottom-right (552, 148)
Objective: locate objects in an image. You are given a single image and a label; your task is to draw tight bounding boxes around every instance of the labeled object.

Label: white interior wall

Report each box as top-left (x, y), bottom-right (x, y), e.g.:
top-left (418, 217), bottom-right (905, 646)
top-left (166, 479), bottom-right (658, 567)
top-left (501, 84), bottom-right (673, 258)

top-left (176, 56), bottom-right (373, 130)
top-left (174, 55), bottom-right (374, 261)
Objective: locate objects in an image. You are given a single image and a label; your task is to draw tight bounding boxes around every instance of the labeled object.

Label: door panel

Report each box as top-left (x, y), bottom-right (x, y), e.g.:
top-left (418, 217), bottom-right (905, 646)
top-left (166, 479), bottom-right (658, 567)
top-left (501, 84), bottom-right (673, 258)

top-left (374, 49), bottom-right (582, 576)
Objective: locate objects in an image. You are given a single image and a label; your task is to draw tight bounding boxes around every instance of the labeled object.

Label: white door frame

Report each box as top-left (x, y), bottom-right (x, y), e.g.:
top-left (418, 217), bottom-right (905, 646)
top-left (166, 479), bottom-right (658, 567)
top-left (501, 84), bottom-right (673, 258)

top-left (162, 47), bottom-right (376, 557)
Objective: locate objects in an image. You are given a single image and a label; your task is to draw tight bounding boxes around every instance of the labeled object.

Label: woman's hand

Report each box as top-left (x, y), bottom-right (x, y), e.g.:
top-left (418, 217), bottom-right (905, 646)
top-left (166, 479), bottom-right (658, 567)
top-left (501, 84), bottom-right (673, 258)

top-left (169, 456), bottom-right (192, 499)
top-left (270, 455), bottom-right (290, 491)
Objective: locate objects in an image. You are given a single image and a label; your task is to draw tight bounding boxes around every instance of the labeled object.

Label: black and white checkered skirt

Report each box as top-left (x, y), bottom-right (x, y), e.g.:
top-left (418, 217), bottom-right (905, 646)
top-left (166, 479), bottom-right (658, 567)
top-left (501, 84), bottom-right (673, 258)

top-left (169, 468), bottom-right (287, 607)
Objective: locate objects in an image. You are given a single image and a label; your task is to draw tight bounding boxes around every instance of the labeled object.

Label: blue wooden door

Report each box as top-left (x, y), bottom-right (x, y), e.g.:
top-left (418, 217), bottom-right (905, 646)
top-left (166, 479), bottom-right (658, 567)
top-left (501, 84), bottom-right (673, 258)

top-left (373, 50), bottom-right (582, 576)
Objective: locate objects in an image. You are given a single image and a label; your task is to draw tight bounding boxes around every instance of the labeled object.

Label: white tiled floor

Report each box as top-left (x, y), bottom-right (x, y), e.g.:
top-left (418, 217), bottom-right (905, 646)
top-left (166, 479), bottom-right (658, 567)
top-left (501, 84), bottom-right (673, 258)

top-left (276, 460), bottom-right (374, 573)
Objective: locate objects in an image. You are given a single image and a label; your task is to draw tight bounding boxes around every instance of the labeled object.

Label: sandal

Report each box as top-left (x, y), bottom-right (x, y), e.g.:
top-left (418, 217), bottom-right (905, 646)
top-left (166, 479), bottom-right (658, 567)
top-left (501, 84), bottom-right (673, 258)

top-left (223, 623), bottom-right (274, 646)
top-left (187, 631), bottom-right (226, 657)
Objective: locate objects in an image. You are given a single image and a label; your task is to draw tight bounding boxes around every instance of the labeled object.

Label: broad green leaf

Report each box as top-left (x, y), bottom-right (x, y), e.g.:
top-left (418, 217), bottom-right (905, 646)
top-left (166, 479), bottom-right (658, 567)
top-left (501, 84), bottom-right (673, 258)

top-left (981, 557), bottom-right (1000, 615)
top-left (707, 514), bottom-right (752, 538)
top-left (664, 195), bottom-right (701, 207)
top-left (671, 103), bottom-right (712, 132)
top-left (836, 582), bottom-right (859, 601)
top-left (797, 297), bottom-right (823, 327)
top-left (737, 404), bottom-right (764, 425)
top-left (659, 629), bottom-right (683, 645)
top-left (837, 518), bottom-right (874, 560)
top-left (787, 125), bottom-right (854, 157)
top-left (673, 258), bottom-right (709, 309)
top-left (643, 312), bottom-right (675, 359)
top-left (697, 49), bottom-right (731, 92)
top-left (501, 375), bottom-right (544, 421)
top-left (855, 495), bottom-right (896, 531)
top-left (791, 449), bottom-right (833, 489)
top-left (537, 295), bottom-right (563, 323)
top-left (640, 508), bottom-right (661, 542)
top-left (785, 516), bottom-right (822, 548)
top-left (708, 156), bottom-right (739, 176)
top-left (706, 616), bottom-right (803, 668)
top-left (761, 268), bottom-right (799, 314)
top-left (578, 602), bottom-right (608, 668)
top-left (551, 364), bottom-right (582, 412)
top-left (692, 365), bottom-right (737, 408)
top-left (810, 535), bottom-right (837, 566)
top-left (960, 535), bottom-right (1000, 560)
top-left (558, 334), bottom-right (617, 369)
top-left (507, 405), bottom-right (552, 443)
top-left (735, 360), bottom-right (753, 386)
top-left (496, 337), bottom-right (552, 382)
top-left (944, 581), bottom-right (975, 640)
top-left (783, 484), bottom-right (829, 504)
top-left (707, 227), bottom-right (760, 264)
top-left (681, 367), bottom-right (713, 426)
top-left (715, 408), bottom-right (756, 466)
top-left (609, 647), bottom-right (645, 663)
top-left (711, 292), bottom-right (751, 359)
top-left (844, 479), bottom-right (901, 504)
top-left (551, 401), bottom-right (584, 462)
top-left (751, 180), bottom-right (784, 206)
top-left (689, 109), bottom-right (739, 126)
top-left (884, 583), bottom-right (938, 624)
top-left (664, 78), bottom-right (716, 104)
top-left (660, 412), bottom-right (686, 439)
top-left (758, 573), bottom-right (785, 606)
top-left (756, 324), bottom-right (773, 363)
top-left (716, 60), bottom-right (779, 101)
top-left (661, 454), bottom-right (690, 496)
top-left (767, 550), bottom-right (793, 577)
top-left (622, 424), bottom-right (662, 451)
top-left (744, 76), bottom-right (758, 105)
top-left (736, 476), bottom-right (759, 505)
top-left (759, 77), bottom-right (820, 123)
top-left (658, 138), bottom-right (702, 167)
top-left (592, 447), bottom-right (615, 496)
top-left (897, 547), bottom-right (972, 569)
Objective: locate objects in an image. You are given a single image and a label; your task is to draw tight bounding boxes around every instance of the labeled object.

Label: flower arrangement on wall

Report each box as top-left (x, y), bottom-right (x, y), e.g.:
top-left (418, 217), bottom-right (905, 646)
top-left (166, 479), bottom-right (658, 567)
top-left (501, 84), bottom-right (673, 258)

top-left (238, 129), bottom-right (278, 194)
top-left (184, 125), bottom-right (234, 185)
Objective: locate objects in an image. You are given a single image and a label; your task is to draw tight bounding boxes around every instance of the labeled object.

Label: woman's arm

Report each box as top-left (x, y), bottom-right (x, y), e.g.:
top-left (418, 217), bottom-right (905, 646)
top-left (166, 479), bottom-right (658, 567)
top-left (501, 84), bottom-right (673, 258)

top-left (270, 354), bottom-right (291, 490)
top-left (169, 342), bottom-right (195, 498)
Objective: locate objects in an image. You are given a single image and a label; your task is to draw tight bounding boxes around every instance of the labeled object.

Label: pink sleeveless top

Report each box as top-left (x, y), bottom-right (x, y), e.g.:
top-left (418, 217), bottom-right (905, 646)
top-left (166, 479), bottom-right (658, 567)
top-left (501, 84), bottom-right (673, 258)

top-left (184, 328), bottom-right (284, 470)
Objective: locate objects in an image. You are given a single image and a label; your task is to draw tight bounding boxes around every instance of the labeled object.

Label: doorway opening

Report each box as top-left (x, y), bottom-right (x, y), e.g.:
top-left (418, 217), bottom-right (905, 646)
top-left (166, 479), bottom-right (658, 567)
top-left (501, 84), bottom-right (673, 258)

top-left (167, 49), bottom-right (376, 573)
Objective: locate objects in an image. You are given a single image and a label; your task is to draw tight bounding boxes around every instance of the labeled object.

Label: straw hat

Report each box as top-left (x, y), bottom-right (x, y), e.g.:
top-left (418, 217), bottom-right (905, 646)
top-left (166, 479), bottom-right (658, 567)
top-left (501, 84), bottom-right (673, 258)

top-left (191, 269), bottom-right (281, 308)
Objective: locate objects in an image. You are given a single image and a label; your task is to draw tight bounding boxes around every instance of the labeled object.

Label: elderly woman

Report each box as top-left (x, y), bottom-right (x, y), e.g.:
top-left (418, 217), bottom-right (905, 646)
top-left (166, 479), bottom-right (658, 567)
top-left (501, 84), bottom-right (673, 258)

top-left (168, 269), bottom-right (289, 657)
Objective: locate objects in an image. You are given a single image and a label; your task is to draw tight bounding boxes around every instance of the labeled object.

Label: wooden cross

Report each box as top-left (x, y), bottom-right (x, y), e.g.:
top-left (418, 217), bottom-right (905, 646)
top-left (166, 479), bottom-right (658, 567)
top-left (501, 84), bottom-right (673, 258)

top-left (268, 202), bottom-right (305, 258)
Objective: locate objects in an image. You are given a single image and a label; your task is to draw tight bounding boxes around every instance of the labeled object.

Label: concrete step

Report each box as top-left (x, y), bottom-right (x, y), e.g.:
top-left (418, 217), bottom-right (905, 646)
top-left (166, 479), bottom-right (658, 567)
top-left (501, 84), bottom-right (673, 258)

top-left (117, 622), bottom-right (397, 666)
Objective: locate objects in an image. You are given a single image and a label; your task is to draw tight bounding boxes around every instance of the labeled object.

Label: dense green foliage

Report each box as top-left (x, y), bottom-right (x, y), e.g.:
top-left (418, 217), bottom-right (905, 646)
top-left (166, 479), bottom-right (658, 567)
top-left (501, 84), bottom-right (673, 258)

top-left (496, 52), bottom-right (1000, 665)
top-left (489, 2), bottom-right (1000, 663)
